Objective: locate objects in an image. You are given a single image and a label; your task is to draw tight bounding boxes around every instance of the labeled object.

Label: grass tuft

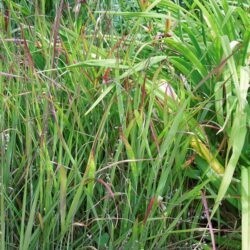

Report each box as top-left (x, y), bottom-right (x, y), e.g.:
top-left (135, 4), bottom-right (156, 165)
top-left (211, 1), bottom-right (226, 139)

top-left (1, 0), bottom-right (249, 248)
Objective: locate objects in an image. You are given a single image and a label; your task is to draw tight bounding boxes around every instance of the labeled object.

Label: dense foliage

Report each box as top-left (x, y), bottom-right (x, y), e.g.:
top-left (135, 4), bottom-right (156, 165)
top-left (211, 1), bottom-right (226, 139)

top-left (0, 0), bottom-right (249, 249)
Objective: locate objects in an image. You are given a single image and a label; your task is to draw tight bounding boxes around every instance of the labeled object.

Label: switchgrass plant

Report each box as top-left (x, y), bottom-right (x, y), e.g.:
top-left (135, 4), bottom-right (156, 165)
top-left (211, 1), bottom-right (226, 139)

top-left (0, 0), bottom-right (249, 249)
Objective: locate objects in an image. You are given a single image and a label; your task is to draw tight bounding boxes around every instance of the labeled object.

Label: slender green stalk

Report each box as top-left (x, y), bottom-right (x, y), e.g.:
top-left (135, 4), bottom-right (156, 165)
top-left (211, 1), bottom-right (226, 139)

top-left (242, 166), bottom-right (250, 250)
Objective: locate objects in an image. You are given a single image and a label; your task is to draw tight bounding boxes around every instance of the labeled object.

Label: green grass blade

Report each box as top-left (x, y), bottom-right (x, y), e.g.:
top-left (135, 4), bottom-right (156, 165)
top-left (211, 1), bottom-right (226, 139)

top-left (85, 84), bottom-right (114, 116)
top-left (242, 166), bottom-right (250, 250)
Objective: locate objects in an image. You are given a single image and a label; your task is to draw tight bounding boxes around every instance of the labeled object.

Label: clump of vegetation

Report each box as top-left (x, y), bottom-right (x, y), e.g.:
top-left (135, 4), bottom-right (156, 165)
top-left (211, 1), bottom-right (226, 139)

top-left (0, 0), bottom-right (249, 249)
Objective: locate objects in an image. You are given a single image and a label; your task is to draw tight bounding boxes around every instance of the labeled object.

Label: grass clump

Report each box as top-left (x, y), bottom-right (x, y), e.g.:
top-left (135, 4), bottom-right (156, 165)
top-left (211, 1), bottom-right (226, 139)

top-left (0, 0), bottom-right (249, 249)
